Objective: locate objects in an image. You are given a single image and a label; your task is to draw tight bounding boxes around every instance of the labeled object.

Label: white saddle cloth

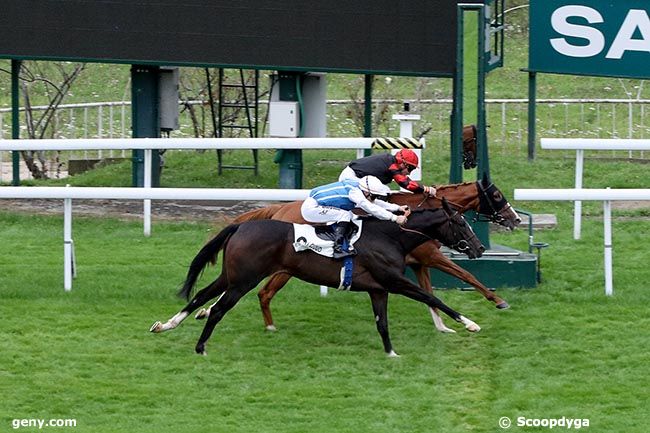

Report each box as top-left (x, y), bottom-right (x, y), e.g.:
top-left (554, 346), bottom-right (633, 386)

top-left (292, 219), bottom-right (363, 258)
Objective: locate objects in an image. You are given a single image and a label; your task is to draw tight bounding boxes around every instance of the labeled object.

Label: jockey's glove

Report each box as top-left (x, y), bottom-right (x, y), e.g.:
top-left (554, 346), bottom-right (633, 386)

top-left (398, 205), bottom-right (411, 216)
top-left (423, 185), bottom-right (436, 196)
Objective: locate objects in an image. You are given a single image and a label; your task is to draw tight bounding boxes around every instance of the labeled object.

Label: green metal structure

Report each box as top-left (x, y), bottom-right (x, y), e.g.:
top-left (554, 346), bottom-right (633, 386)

top-left (439, 1), bottom-right (538, 289)
top-left (274, 71), bottom-right (306, 189)
top-left (131, 65), bottom-right (162, 187)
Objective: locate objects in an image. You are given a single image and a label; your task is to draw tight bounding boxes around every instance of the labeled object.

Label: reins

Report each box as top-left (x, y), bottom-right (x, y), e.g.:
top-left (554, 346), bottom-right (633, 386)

top-left (399, 225), bottom-right (436, 242)
top-left (399, 210), bottom-right (478, 253)
top-left (413, 188), bottom-right (470, 214)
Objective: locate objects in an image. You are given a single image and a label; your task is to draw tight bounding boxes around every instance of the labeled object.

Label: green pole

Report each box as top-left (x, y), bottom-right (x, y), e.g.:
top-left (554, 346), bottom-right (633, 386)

top-left (474, 4), bottom-right (490, 248)
top-left (527, 70), bottom-right (537, 161)
top-left (477, 4), bottom-right (489, 181)
top-left (450, 7), bottom-right (465, 184)
top-left (275, 71), bottom-right (303, 189)
top-left (131, 65), bottom-right (161, 187)
top-left (363, 74), bottom-right (373, 157)
top-left (11, 59), bottom-right (21, 186)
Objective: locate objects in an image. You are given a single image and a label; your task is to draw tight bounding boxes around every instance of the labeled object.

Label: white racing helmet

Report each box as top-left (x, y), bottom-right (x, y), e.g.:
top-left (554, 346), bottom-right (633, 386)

top-left (359, 175), bottom-right (391, 199)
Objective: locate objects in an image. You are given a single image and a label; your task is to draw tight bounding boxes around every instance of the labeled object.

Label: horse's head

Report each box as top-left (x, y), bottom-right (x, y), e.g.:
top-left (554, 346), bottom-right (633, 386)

top-left (439, 198), bottom-right (484, 259)
top-left (462, 125), bottom-right (478, 170)
top-left (408, 199), bottom-right (484, 259)
top-left (476, 173), bottom-right (521, 230)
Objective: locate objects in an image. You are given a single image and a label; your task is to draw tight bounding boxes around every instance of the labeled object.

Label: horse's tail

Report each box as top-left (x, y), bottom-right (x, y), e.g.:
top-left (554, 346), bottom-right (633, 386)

top-left (233, 204), bottom-right (285, 223)
top-left (177, 223), bottom-right (240, 301)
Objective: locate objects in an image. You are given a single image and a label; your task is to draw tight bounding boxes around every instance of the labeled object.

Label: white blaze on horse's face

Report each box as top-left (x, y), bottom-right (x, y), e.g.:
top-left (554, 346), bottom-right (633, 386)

top-left (500, 204), bottom-right (522, 231)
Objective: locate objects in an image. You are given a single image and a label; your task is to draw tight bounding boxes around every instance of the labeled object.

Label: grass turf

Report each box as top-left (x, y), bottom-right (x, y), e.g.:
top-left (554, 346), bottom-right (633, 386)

top-left (0, 204), bottom-right (648, 432)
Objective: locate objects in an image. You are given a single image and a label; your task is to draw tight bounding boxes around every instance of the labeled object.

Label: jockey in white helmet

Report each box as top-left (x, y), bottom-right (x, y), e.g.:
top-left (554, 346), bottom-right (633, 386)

top-left (301, 175), bottom-right (410, 257)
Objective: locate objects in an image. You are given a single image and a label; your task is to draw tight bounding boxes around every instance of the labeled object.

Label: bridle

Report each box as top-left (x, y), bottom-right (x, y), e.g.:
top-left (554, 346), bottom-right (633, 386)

top-left (399, 210), bottom-right (479, 254)
top-left (445, 210), bottom-right (480, 253)
top-left (475, 180), bottom-right (513, 225)
top-left (410, 181), bottom-right (514, 226)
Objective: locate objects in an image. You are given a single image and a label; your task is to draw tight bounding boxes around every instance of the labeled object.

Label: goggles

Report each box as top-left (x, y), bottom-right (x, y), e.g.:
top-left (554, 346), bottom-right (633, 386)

top-left (368, 193), bottom-right (387, 201)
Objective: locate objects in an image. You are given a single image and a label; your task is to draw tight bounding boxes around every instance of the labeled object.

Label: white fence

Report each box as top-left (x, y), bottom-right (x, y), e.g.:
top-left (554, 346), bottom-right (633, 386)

top-left (0, 136), bottom-right (421, 234)
top-left (514, 188), bottom-right (650, 296)
top-left (541, 138), bottom-right (650, 239)
top-left (1, 186), bottom-right (310, 291)
top-left (2, 98), bottom-right (650, 165)
top-left (0, 136), bottom-right (423, 291)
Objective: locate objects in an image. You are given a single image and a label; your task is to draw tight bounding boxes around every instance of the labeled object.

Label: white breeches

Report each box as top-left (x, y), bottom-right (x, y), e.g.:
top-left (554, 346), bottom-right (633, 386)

top-left (301, 197), bottom-right (353, 224)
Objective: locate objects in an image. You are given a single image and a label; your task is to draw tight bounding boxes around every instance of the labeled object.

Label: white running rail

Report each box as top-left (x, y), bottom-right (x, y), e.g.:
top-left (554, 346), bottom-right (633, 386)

top-left (514, 187), bottom-right (650, 296)
top-left (0, 186), bottom-right (310, 291)
top-left (541, 138), bottom-right (650, 240)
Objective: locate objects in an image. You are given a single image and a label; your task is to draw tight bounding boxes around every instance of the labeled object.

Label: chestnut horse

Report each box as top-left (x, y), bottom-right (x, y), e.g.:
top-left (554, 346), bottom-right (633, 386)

top-left (151, 204), bottom-right (484, 356)
top-left (462, 124), bottom-right (478, 169)
top-left (198, 175), bottom-right (520, 333)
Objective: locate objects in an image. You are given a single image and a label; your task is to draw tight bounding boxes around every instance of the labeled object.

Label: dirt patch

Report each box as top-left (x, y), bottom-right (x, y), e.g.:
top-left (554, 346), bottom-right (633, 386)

top-left (611, 201), bottom-right (650, 211)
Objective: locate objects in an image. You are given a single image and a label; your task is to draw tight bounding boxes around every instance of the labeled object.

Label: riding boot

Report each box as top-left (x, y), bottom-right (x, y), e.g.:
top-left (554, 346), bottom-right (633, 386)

top-left (332, 221), bottom-right (355, 259)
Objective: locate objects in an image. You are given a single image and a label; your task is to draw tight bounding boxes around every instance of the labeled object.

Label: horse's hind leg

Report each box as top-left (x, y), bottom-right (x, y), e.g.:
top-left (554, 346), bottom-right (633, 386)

top-left (194, 271), bottom-right (291, 328)
top-left (195, 286), bottom-right (251, 355)
top-left (150, 274), bottom-right (227, 333)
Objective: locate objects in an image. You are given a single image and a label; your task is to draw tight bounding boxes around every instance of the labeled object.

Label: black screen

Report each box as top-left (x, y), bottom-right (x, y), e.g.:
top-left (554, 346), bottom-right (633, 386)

top-left (0, 0), bottom-right (476, 76)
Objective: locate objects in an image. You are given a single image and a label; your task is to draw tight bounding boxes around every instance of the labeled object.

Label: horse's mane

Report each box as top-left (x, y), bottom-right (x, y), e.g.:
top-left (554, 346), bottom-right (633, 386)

top-left (435, 181), bottom-right (476, 190)
top-left (233, 203), bottom-right (285, 223)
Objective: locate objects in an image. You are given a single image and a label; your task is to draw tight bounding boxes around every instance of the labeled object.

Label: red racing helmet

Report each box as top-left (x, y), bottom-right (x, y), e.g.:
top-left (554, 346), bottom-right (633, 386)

top-left (395, 149), bottom-right (419, 169)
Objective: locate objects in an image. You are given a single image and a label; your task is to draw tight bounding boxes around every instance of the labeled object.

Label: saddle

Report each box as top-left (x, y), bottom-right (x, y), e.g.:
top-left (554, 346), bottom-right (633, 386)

top-left (292, 219), bottom-right (362, 258)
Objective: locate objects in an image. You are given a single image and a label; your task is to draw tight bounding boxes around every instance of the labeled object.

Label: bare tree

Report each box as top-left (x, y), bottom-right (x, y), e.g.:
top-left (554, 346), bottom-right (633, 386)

top-left (179, 68), bottom-right (268, 139)
top-left (343, 76), bottom-right (394, 137)
top-left (14, 61), bottom-right (86, 179)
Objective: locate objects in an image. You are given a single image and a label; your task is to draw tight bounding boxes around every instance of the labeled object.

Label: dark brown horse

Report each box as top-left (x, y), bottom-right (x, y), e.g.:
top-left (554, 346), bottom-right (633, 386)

top-left (151, 204), bottom-right (484, 356)
top-left (214, 175), bottom-right (520, 333)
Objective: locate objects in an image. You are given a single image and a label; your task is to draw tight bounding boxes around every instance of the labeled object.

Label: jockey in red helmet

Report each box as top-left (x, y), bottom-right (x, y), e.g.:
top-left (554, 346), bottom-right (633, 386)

top-left (339, 149), bottom-right (436, 195)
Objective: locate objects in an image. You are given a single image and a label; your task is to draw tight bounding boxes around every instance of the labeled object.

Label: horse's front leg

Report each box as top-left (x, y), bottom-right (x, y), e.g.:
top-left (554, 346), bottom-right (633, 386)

top-left (150, 275), bottom-right (227, 333)
top-left (411, 243), bottom-right (509, 309)
top-left (367, 290), bottom-right (398, 357)
top-left (410, 262), bottom-right (456, 334)
top-left (388, 276), bottom-right (480, 333)
top-left (257, 272), bottom-right (293, 331)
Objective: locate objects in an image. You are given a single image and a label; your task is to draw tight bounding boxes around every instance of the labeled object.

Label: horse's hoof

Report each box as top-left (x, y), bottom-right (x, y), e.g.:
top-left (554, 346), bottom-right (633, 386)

top-left (387, 350), bottom-right (401, 358)
top-left (459, 315), bottom-right (481, 332)
top-left (437, 327), bottom-right (457, 334)
top-left (195, 345), bottom-right (207, 356)
top-left (496, 301), bottom-right (510, 309)
top-left (265, 325), bottom-right (277, 332)
top-left (195, 308), bottom-right (208, 320)
top-left (150, 321), bottom-right (162, 333)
